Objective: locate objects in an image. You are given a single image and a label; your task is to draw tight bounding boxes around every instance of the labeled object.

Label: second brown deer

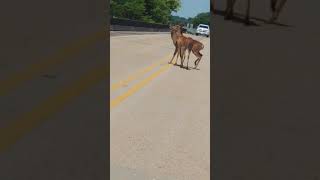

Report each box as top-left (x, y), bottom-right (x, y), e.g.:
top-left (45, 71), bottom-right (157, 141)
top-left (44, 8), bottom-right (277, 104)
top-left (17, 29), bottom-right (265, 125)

top-left (182, 37), bottom-right (204, 70)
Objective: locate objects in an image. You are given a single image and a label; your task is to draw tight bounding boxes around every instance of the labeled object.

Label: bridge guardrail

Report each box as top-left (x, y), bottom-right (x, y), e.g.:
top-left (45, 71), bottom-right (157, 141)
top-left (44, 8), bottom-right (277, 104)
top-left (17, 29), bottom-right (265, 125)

top-left (110, 18), bottom-right (170, 32)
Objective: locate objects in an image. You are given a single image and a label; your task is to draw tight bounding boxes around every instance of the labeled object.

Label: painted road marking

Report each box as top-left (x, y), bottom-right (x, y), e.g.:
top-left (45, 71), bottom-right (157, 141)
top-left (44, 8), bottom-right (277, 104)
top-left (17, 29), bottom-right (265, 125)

top-left (111, 54), bottom-right (172, 92)
top-left (110, 64), bottom-right (171, 108)
top-left (0, 36), bottom-right (205, 150)
top-left (111, 35), bottom-right (204, 92)
top-left (0, 30), bottom-right (105, 96)
top-left (110, 38), bottom-right (206, 109)
top-left (0, 64), bottom-right (107, 152)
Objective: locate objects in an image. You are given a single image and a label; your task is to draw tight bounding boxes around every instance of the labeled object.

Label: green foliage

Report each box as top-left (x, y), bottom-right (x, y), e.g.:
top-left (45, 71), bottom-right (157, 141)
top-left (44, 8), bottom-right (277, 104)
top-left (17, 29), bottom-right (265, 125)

top-left (192, 12), bottom-right (210, 27)
top-left (169, 15), bottom-right (190, 25)
top-left (111, 0), bottom-right (146, 20)
top-left (169, 12), bottom-right (210, 28)
top-left (110, 0), bottom-right (209, 26)
top-left (110, 0), bottom-right (181, 24)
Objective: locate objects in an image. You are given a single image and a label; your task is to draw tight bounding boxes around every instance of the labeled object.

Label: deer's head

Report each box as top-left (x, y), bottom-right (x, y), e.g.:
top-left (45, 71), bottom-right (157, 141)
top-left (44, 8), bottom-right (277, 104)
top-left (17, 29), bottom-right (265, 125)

top-left (170, 25), bottom-right (183, 36)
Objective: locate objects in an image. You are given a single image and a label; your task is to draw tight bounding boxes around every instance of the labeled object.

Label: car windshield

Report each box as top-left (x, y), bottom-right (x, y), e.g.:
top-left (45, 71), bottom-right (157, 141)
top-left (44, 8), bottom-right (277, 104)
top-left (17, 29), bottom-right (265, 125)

top-left (199, 25), bottom-right (208, 29)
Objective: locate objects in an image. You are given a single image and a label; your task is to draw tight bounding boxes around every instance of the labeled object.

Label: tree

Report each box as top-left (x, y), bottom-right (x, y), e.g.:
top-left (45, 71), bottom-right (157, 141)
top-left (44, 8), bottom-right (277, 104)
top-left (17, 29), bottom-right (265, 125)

top-left (169, 15), bottom-right (190, 25)
top-left (144, 0), bottom-right (181, 24)
top-left (192, 12), bottom-right (210, 27)
top-left (110, 0), bottom-right (146, 20)
top-left (111, 0), bottom-right (181, 24)
top-left (169, 12), bottom-right (210, 27)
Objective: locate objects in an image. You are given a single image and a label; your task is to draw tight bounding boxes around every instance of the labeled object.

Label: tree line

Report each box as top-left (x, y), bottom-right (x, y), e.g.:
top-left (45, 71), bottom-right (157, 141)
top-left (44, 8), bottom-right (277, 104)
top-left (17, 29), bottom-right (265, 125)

top-left (110, 0), bottom-right (181, 24)
top-left (110, 0), bottom-right (210, 27)
top-left (170, 12), bottom-right (210, 27)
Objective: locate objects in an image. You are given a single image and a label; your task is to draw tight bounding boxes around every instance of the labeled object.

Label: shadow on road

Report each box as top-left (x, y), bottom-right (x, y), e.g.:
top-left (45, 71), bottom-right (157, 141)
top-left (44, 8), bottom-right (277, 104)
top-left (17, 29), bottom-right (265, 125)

top-left (172, 63), bottom-right (201, 71)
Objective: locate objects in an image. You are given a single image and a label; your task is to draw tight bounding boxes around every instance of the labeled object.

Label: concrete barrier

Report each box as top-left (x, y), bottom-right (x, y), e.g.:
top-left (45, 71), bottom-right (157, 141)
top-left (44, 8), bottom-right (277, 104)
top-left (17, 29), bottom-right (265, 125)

top-left (110, 18), bottom-right (170, 32)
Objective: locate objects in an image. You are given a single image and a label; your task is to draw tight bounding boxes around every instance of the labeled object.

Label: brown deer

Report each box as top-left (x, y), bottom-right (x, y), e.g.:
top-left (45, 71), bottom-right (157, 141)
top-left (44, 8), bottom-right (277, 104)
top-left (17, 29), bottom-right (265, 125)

top-left (182, 37), bottom-right (204, 70)
top-left (224, 0), bottom-right (287, 25)
top-left (168, 25), bottom-right (189, 68)
top-left (170, 25), bottom-right (204, 70)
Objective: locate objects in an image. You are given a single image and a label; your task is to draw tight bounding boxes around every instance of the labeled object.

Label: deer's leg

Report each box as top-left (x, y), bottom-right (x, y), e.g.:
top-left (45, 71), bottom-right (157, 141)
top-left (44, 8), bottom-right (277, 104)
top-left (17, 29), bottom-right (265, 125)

top-left (269, 0), bottom-right (287, 23)
top-left (186, 49), bottom-right (191, 70)
top-left (268, 0), bottom-right (278, 23)
top-left (270, 0), bottom-right (277, 12)
top-left (244, 0), bottom-right (251, 25)
top-left (225, 0), bottom-right (236, 20)
top-left (182, 47), bottom-right (189, 69)
top-left (274, 0), bottom-right (287, 21)
top-left (174, 46), bottom-right (180, 65)
top-left (179, 46), bottom-right (186, 68)
top-left (195, 57), bottom-right (203, 69)
top-left (212, 0), bottom-right (215, 14)
top-left (231, 0), bottom-right (237, 15)
top-left (183, 48), bottom-right (187, 68)
top-left (193, 50), bottom-right (203, 69)
top-left (269, 0), bottom-right (278, 23)
top-left (169, 46), bottom-right (178, 64)
top-left (192, 49), bottom-right (200, 67)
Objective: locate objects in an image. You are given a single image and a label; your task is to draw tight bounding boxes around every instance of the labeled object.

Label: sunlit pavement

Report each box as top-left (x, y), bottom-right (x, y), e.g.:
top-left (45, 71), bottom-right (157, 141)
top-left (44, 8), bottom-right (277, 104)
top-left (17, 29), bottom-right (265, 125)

top-left (110, 33), bottom-right (210, 180)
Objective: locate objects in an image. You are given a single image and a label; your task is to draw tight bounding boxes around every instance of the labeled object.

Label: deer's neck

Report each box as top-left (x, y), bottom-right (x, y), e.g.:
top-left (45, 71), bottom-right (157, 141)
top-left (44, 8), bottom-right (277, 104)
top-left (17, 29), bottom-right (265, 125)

top-left (171, 31), bottom-right (177, 45)
top-left (171, 31), bottom-right (183, 45)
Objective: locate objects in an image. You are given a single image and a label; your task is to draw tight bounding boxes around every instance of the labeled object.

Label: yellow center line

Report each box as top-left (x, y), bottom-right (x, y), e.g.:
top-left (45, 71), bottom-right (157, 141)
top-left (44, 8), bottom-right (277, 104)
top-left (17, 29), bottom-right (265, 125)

top-left (0, 65), bottom-right (107, 152)
top-left (110, 38), bottom-right (206, 109)
top-left (0, 30), bottom-right (105, 96)
top-left (110, 64), bottom-right (171, 108)
top-left (110, 54), bottom-right (172, 92)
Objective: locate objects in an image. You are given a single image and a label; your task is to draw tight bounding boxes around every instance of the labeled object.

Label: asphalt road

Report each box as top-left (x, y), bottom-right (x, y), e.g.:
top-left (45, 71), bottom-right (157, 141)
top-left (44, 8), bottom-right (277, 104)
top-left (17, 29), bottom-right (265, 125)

top-left (213, 1), bottom-right (320, 179)
top-left (110, 34), bottom-right (210, 180)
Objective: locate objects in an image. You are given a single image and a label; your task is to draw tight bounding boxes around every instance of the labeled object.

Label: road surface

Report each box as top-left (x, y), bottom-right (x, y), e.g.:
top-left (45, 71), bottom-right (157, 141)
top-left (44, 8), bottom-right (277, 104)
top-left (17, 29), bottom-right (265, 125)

top-left (110, 34), bottom-right (210, 180)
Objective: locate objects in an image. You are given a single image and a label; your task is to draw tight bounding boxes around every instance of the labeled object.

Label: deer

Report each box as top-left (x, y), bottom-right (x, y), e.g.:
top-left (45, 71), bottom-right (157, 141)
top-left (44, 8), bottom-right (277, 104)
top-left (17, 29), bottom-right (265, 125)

top-left (182, 37), bottom-right (204, 70)
top-left (223, 0), bottom-right (287, 25)
top-left (168, 25), bottom-right (189, 68)
top-left (169, 25), bottom-right (204, 70)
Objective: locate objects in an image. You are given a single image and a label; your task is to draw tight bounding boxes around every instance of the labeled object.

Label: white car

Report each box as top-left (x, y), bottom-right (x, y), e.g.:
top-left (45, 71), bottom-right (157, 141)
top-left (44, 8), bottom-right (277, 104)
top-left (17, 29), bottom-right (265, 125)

top-left (196, 24), bottom-right (210, 37)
